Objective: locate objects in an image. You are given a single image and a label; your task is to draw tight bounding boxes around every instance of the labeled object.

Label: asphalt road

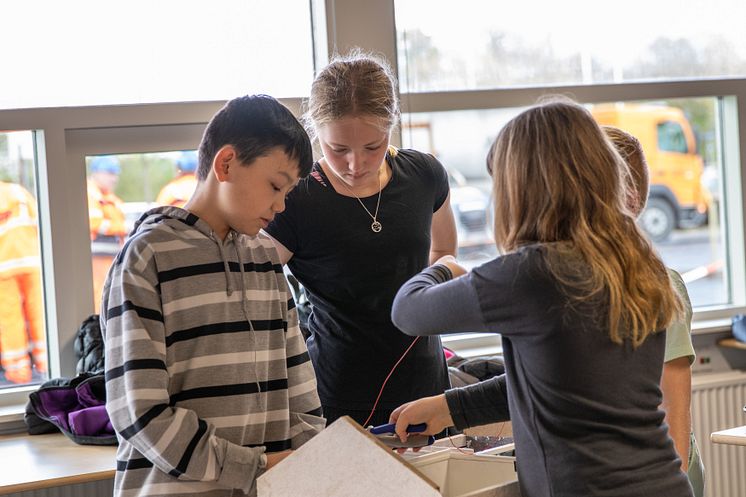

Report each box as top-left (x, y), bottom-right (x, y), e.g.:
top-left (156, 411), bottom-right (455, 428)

top-left (655, 227), bottom-right (726, 308)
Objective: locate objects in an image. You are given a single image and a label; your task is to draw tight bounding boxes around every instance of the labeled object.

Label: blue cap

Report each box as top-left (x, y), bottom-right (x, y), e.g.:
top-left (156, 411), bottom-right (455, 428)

top-left (176, 151), bottom-right (198, 173)
top-left (89, 155), bottom-right (121, 175)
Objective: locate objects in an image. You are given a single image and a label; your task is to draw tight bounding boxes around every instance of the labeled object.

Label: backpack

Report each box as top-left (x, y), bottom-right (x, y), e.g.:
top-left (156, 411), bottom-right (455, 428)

top-left (74, 314), bottom-right (105, 374)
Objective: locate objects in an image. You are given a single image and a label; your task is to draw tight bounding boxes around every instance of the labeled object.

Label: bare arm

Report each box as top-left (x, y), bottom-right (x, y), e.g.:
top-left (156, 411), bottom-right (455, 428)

top-left (429, 192), bottom-right (458, 264)
top-left (262, 231), bottom-right (294, 265)
top-left (661, 356), bottom-right (692, 472)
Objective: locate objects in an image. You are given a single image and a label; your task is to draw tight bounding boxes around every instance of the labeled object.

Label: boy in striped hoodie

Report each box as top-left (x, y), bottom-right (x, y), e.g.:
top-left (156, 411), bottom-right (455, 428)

top-left (101, 94), bottom-right (324, 497)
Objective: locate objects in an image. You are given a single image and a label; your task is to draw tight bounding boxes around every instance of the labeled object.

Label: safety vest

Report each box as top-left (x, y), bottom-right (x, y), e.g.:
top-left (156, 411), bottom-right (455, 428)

top-left (0, 182), bottom-right (40, 278)
top-left (155, 174), bottom-right (198, 208)
top-left (87, 180), bottom-right (126, 242)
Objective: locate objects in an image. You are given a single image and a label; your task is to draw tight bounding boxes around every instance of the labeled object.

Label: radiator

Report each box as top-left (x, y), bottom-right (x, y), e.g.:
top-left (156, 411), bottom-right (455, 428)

top-left (692, 371), bottom-right (746, 497)
top-left (6, 479), bottom-right (113, 497)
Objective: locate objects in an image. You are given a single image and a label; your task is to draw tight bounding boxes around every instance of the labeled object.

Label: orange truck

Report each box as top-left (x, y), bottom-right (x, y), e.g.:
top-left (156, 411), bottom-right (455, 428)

top-left (591, 103), bottom-right (709, 242)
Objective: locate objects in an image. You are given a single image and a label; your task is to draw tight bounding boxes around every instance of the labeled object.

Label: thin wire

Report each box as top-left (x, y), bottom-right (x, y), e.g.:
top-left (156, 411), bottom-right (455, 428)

top-left (362, 336), bottom-right (420, 428)
top-left (449, 433), bottom-right (470, 454)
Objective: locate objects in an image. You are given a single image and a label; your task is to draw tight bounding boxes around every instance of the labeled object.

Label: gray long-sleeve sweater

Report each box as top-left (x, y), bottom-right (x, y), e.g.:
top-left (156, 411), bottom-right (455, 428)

top-left (391, 244), bottom-right (693, 497)
top-left (101, 207), bottom-right (324, 497)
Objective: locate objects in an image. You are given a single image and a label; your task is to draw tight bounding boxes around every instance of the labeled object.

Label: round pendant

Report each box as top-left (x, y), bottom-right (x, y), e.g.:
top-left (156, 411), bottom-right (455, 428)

top-left (371, 221), bottom-right (382, 233)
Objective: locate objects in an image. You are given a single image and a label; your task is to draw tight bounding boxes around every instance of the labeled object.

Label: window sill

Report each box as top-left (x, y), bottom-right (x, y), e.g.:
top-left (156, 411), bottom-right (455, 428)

top-left (443, 316), bottom-right (733, 359)
top-left (0, 432), bottom-right (115, 493)
top-left (692, 318), bottom-right (733, 335)
top-left (0, 386), bottom-right (35, 434)
top-left (0, 405), bottom-right (28, 435)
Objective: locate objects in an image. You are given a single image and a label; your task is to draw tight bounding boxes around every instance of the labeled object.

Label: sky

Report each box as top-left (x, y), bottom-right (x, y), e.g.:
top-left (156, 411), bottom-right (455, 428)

top-left (2, 0), bottom-right (745, 109)
top-left (395, 0), bottom-right (746, 68)
top-left (0, 0), bottom-right (313, 109)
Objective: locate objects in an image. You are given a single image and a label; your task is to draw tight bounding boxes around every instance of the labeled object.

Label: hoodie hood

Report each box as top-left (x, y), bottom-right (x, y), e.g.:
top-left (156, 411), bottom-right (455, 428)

top-left (131, 205), bottom-right (214, 239)
top-left (131, 206), bottom-right (243, 297)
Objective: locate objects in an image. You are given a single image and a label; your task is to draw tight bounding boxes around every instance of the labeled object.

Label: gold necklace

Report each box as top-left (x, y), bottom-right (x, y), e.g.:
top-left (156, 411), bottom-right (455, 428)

top-left (332, 164), bottom-right (384, 233)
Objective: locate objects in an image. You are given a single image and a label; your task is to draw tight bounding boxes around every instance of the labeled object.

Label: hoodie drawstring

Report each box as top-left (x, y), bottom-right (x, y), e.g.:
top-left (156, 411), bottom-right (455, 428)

top-left (232, 235), bottom-right (262, 400)
top-left (213, 232), bottom-right (234, 296)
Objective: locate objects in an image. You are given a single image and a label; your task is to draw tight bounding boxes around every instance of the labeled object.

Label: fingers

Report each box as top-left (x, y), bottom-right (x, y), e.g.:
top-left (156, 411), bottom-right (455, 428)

top-left (394, 409), bottom-right (411, 443)
top-left (391, 394), bottom-right (455, 446)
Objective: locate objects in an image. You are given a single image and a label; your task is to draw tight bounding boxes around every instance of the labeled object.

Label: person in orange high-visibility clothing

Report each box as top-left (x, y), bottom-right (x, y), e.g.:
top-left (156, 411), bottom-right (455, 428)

top-left (87, 156), bottom-right (126, 312)
top-left (0, 181), bottom-right (46, 384)
top-left (155, 151), bottom-right (198, 208)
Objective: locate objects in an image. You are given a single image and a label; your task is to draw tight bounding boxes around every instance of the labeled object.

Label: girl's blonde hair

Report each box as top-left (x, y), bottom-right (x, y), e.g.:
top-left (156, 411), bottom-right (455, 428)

top-left (487, 97), bottom-right (680, 346)
top-left (303, 49), bottom-right (400, 141)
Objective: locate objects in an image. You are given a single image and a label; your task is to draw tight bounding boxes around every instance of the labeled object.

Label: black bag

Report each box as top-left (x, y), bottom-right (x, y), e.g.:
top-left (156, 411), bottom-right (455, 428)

top-left (74, 314), bottom-right (105, 374)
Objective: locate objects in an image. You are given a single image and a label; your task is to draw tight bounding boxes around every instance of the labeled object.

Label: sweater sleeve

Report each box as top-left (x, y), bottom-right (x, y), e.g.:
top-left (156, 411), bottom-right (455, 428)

top-left (283, 293), bottom-right (325, 449)
top-left (445, 375), bottom-right (511, 430)
top-left (391, 264), bottom-right (489, 335)
top-left (102, 239), bottom-right (264, 494)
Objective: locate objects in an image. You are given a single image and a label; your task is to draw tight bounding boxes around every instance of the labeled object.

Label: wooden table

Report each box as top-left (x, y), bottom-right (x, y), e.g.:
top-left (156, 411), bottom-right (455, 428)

top-left (711, 425), bottom-right (746, 446)
top-left (0, 432), bottom-right (116, 495)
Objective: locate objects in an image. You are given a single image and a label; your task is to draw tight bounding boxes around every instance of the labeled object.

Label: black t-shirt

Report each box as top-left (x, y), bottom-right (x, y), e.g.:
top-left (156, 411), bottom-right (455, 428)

top-left (266, 148), bottom-right (451, 410)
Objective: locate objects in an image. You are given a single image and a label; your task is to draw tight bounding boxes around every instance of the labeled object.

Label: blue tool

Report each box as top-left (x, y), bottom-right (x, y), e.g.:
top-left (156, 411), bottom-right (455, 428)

top-left (368, 422), bottom-right (435, 448)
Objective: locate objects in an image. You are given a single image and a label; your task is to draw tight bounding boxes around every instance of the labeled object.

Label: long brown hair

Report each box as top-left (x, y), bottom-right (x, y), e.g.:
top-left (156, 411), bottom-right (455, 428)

top-left (487, 97), bottom-right (680, 346)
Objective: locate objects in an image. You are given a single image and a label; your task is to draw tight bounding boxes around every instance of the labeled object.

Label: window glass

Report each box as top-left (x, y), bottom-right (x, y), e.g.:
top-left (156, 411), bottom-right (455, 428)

top-left (87, 151), bottom-right (194, 311)
top-left (0, 0), bottom-right (313, 109)
top-left (402, 96), bottom-right (727, 308)
top-left (395, 0), bottom-right (746, 91)
top-left (0, 131), bottom-right (47, 388)
top-left (658, 121), bottom-right (690, 153)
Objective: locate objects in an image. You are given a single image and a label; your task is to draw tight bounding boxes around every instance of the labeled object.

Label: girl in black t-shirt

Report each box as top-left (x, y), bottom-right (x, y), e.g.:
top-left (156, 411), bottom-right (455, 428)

top-left (265, 50), bottom-right (457, 427)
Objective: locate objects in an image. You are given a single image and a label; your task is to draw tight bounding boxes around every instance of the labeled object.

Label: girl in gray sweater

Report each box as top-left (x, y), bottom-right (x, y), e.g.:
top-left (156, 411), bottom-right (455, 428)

top-left (389, 98), bottom-right (694, 497)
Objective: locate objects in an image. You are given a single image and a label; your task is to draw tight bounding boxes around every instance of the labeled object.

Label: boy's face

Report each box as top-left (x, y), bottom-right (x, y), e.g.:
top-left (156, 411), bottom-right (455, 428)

top-left (218, 147), bottom-right (299, 236)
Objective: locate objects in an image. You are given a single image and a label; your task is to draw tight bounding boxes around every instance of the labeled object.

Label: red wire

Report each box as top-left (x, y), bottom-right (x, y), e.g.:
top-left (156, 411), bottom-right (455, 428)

top-left (362, 336), bottom-right (421, 428)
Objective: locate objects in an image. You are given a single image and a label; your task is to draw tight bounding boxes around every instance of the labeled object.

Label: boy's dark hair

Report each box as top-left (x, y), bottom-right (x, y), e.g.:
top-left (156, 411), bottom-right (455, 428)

top-left (197, 94), bottom-right (313, 181)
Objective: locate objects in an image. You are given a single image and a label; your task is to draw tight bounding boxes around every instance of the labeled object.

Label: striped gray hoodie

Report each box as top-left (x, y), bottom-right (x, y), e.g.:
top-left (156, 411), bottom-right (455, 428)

top-left (101, 206), bottom-right (324, 497)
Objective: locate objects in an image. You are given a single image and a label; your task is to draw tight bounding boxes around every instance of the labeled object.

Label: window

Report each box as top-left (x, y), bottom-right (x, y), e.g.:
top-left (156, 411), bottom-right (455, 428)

top-left (0, 131), bottom-right (47, 389)
top-left (395, 0), bottom-right (745, 316)
top-left (0, 0), bottom-right (745, 416)
top-left (395, 0), bottom-right (746, 91)
top-left (86, 150), bottom-right (198, 310)
top-left (402, 96), bottom-right (733, 309)
top-left (658, 121), bottom-right (690, 153)
top-left (0, 0), bottom-right (314, 109)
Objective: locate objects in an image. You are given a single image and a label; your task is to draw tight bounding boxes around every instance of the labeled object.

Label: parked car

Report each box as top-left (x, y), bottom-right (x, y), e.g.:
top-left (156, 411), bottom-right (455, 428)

top-left (448, 170), bottom-right (495, 259)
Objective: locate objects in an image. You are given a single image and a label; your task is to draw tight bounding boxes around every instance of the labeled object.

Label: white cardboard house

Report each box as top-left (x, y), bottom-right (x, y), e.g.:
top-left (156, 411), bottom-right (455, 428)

top-left (257, 416), bottom-right (520, 497)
